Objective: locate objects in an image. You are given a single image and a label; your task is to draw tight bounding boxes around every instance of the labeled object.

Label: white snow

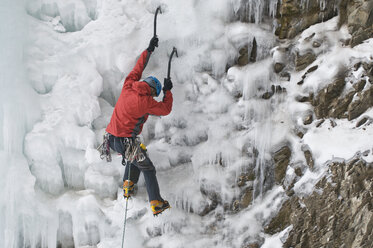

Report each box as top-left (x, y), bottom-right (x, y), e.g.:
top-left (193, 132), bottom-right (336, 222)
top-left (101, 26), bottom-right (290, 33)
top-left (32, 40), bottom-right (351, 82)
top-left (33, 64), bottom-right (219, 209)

top-left (304, 118), bottom-right (373, 164)
top-left (1, 0), bottom-right (373, 248)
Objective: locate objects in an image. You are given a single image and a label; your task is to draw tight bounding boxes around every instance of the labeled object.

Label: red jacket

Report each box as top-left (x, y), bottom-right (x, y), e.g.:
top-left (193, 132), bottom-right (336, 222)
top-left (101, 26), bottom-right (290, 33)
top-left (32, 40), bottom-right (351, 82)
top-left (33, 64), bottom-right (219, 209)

top-left (106, 50), bottom-right (173, 137)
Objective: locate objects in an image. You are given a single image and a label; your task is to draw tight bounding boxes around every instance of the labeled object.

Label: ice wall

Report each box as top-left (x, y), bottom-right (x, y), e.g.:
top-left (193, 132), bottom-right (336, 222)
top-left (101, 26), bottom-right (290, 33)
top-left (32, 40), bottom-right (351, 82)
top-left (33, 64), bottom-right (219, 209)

top-left (0, 0), bottom-right (41, 247)
top-left (25, 0), bottom-right (99, 32)
top-left (5, 0), bottom-right (370, 247)
top-left (0, 0), bottom-right (284, 246)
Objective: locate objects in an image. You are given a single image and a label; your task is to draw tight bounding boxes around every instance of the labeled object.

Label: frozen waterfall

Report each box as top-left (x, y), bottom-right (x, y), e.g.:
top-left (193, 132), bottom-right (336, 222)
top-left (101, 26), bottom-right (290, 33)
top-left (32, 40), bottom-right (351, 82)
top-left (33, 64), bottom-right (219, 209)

top-left (1, 0), bottom-right (371, 247)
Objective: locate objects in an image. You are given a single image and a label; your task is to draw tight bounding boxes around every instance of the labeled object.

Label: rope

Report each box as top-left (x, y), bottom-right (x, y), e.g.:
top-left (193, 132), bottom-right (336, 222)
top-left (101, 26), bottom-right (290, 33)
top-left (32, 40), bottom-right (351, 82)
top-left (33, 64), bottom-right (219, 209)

top-left (121, 138), bottom-right (141, 248)
top-left (121, 158), bottom-right (131, 248)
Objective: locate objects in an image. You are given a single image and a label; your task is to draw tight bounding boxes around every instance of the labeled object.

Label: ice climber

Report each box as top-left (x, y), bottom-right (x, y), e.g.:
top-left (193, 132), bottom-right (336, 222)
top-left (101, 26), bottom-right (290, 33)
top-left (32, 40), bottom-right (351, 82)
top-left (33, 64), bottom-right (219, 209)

top-left (105, 36), bottom-right (173, 216)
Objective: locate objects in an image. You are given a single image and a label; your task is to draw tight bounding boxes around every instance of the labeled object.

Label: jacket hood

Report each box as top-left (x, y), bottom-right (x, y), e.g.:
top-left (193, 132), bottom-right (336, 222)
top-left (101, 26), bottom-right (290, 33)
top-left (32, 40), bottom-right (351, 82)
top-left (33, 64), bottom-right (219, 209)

top-left (132, 81), bottom-right (151, 96)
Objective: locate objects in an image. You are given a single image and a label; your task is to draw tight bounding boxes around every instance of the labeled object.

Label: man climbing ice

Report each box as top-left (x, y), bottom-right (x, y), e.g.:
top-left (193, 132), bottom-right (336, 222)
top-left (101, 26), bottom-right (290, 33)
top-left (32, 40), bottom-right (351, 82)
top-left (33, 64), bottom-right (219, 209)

top-left (106, 36), bottom-right (173, 216)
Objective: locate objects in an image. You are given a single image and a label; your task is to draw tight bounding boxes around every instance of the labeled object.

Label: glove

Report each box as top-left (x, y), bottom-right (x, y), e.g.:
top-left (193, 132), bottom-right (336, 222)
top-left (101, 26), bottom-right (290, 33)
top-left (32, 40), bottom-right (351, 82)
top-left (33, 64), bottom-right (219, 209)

top-left (163, 78), bottom-right (173, 91)
top-left (147, 36), bottom-right (159, 52)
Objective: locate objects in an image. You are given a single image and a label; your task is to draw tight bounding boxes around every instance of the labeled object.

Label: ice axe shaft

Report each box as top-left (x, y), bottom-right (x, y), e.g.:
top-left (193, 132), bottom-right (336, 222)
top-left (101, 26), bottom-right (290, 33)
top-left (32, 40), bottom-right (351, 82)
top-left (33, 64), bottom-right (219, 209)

top-left (154, 6), bottom-right (162, 38)
top-left (167, 47), bottom-right (178, 79)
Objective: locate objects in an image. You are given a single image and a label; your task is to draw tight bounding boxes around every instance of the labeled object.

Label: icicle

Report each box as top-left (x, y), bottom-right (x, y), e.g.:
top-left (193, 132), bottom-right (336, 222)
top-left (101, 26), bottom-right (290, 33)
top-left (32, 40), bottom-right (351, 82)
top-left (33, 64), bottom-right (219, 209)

top-left (301, 0), bottom-right (310, 9)
top-left (236, 0), bottom-right (279, 24)
top-left (319, 0), bottom-right (326, 11)
top-left (268, 0), bottom-right (279, 18)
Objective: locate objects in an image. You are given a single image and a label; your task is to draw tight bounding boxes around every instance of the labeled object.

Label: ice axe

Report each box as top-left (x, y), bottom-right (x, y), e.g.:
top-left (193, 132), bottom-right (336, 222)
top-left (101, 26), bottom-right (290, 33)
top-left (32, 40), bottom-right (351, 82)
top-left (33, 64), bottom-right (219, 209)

top-left (153, 6), bottom-right (162, 38)
top-left (167, 47), bottom-right (178, 80)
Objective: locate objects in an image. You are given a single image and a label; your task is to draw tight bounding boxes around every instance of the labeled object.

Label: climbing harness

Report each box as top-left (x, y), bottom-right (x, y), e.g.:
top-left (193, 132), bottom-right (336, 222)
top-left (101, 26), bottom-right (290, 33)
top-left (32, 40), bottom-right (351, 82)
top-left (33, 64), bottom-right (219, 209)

top-left (123, 137), bottom-right (146, 163)
top-left (97, 133), bottom-right (112, 162)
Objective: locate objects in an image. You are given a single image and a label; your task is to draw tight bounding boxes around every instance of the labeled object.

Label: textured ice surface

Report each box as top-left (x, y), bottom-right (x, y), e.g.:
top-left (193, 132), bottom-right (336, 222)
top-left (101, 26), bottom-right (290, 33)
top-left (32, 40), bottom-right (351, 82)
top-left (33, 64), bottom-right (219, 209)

top-left (1, 0), bottom-right (373, 247)
top-left (26, 0), bottom-right (98, 32)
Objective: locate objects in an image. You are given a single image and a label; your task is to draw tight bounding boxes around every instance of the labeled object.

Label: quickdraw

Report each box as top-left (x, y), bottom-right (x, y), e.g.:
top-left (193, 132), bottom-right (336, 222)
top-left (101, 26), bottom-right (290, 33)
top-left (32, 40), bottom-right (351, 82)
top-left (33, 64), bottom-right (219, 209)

top-left (123, 137), bottom-right (146, 163)
top-left (97, 133), bottom-right (112, 162)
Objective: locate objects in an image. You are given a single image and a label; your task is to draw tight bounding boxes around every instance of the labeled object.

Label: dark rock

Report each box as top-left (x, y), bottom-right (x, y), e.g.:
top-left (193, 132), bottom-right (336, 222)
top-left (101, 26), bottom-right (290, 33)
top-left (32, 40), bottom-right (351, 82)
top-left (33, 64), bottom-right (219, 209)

top-left (312, 65), bottom-right (372, 120)
top-left (350, 27), bottom-right (373, 47)
top-left (338, 0), bottom-right (348, 28)
top-left (262, 91), bottom-right (274, 100)
top-left (232, 200), bottom-right (240, 212)
top-left (294, 167), bottom-right (303, 177)
top-left (274, 63), bottom-right (285, 73)
top-left (312, 40), bottom-right (321, 48)
top-left (356, 117), bottom-right (368, 127)
top-left (276, 0), bottom-right (339, 39)
top-left (362, 62), bottom-right (373, 71)
top-left (241, 240), bottom-right (262, 248)
top-left (238, 38), bottom-right (257, 66)
top-left (237, 173), bottom-right (255, 187)
top-left (238, 46), bottom-right (249, 66)
top-left (306, 65), bottom-right (319, 74)
top-left (353, 79), bottom-right (367, 92)
top-left (280, 71), bottom-right (291, 81)
top-left (273, 146), bottom-right (291, 184)
top-left (273, 62), bottom-right (285, 73)
top-left (273, 85), bottom-right (286, 93)
top-left (314, 76), bottom-right (346, 118)
top-left (264, 200), bottom-right (292, 235)
top-left (296, 131), bottom-right (304, 138)
top-left (329, 91), bottom-right (355, 118)
top-left (303, 113), bottom-right (313, 125)
top-left (347, 1), bottom-right (373, 34)
top-left (199, 181), bottom-right (221, 216)
top-left (297, 79), bottom-right (304, 85)
top-left (286, 189), bottom-right (295, 197)
top-left (340, 0), bottom-right (373, 47)
top-left (240, 187), bottom-right (253, 209)
top-left (250, 37), bottom-right (257, 63)
top-left (315, 119), bottom-right (325, 127)
top-left (304, 32), bottom-right (316, 41)
top-left (362, 150), bottom-right (370, 156)
top-left (283, 159), bottom-right (373, 248)
top-left (304, 150), bottom-right (314, 170)
top-left (348, 85), bottom-right (373, 120)
top-left (261, 84), bottom-right (286, 100)
top-left (246, 244), bottom-right (260, 248)
top-left (296, 51), bottom-right (317, 71)
top-left (354, 61), bottom-right (362, 70)
top-left (330, 119), bottom-right (337, 127)
top-left (295, 95), bottom-right (310, 102)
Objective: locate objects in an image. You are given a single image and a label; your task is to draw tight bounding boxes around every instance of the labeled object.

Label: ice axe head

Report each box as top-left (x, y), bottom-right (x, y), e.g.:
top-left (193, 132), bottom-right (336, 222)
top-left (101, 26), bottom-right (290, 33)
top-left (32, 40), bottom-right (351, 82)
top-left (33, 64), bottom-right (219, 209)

top-left (167, 47), bottom-right (178, 79)
top-left (173, 47), bottom-right (178, 58)
top-left (155, 6), bottom-right (162, 15)
top-left (153, 6), bottom-right (162, 37)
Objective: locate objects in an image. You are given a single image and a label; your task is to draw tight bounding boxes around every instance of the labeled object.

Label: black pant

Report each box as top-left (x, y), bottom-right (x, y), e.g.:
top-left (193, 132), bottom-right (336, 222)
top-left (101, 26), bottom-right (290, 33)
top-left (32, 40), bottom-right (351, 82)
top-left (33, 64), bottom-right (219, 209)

top-left (108, 134), bottom-right (163, 202)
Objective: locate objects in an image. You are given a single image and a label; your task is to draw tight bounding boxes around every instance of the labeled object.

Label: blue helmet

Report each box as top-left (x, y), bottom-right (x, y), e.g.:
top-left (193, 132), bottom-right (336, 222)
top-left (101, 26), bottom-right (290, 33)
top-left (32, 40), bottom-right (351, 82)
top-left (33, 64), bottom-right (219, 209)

top-left (144, 76), bottom-right (162, 96)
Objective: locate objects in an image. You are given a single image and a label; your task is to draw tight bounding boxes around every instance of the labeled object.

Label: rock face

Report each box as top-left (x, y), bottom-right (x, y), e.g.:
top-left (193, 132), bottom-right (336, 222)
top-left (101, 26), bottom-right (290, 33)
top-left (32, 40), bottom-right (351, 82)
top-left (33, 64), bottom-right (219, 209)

top-left (339, 0), bottom-right (373, 47)
top-left (259, 2), bottom-right (373, 247)
top-left (295, 51), bottom-right (317, 71)
top-left (237, 38), bottom-right (258, 66)
top-left (275, 0), bottom-right (339, 39)
top-left (273, 146), bottom-right (291, 184)
top-left (310, 63), bottom-right (373, 120)
top-left (313, 75), bottom-right (347, 118)
top-left (348, 85), bottom-right (373, 120)
top-left (275, 0), bottom-right (373, 46)
top-left (265, 158), bottom-right (373, 248)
